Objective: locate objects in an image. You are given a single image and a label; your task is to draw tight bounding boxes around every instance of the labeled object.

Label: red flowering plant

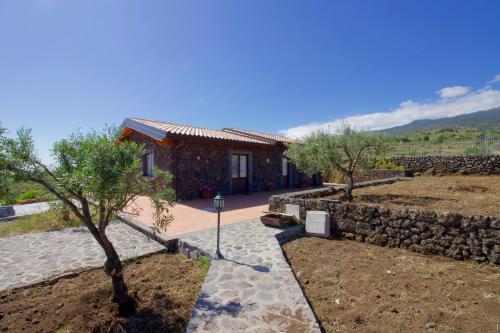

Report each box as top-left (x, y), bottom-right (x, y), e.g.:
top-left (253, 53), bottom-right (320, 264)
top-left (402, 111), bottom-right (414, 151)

top-left (266, 182), bottom-right (276, 192)
top-left (199, 183), bottom-right (214, 198)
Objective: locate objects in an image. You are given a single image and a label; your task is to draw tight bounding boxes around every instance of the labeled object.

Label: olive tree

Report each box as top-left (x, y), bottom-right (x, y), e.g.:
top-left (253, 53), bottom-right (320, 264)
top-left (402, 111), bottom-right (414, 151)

top-left (286, 124), bottom-right (386, 200)
top-left (0, 126), bottom-right (175, 316)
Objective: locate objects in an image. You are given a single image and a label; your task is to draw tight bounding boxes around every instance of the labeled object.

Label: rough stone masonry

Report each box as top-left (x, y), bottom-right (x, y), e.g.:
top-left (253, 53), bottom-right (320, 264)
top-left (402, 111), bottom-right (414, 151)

top-left (269, 182), bottom-right (500, 265)
top-left (390, 155), bottom-right (500, 174)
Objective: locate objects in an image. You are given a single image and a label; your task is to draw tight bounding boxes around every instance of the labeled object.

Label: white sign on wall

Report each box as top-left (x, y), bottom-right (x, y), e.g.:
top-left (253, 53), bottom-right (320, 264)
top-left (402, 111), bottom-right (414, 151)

top-left (285, 204), bottom-right (300, 220)
top-left (306, 211), bottom-right (330, 238)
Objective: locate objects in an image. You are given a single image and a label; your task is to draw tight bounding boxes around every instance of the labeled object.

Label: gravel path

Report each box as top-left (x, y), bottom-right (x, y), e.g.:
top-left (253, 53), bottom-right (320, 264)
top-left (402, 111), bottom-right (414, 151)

top-left (181, 219), bottom-right (321, 333)
top-left (0, 222), bottom-right (164, 290)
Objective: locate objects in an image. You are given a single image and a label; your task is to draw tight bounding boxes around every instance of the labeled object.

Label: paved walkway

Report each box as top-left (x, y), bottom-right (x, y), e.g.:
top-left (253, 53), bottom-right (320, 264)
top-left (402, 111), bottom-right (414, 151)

top-left (180, 219), bottom-right (320, 332)
top-left (124, 189), bottom-right (311, 236)
top-left (0, 223), bottom-right (163, 290)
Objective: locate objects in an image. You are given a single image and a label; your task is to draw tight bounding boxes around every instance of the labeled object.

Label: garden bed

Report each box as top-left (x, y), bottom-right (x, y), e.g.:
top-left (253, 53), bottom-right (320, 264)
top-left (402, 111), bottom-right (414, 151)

top-left (0, 252), bottom-right (208, 333)
top-left (283, 237), bottom-right (500, 333)
top-left (329, 175), bottom-right (500, 217)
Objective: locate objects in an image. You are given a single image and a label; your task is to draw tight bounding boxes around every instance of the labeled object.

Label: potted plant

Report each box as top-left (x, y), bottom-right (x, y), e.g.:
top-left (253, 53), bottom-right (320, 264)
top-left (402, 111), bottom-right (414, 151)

top-left (199, 183), bottom-right (214, 199)
top-left (266, 182), bottom-right (276, 192)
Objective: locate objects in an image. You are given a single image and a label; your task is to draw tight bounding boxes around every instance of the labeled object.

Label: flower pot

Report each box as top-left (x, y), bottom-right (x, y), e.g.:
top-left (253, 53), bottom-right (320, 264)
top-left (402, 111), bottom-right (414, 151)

top-left (0, 205), bottom-right (15, 218)
top-left (260, 213), bottom-right (289, 228)
top-left (202, 191), bottom-right (211, 199)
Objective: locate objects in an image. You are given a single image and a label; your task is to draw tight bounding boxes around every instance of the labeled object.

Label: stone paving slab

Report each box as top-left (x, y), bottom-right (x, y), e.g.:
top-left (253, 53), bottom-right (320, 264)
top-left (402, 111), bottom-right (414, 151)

top-left (0, 222), bottom-right (164, 290)
top-left (180, 219), bottom-right (321, 333)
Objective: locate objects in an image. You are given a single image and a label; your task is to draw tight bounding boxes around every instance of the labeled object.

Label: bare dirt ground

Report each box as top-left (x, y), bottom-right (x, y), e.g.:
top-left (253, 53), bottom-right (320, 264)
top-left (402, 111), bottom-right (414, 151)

top-left (0, 252), bottom-right (208, 333)
top-left (343, 175), bottom-right (500, 216)
top-left (283, 237), bottom-right (500, 333)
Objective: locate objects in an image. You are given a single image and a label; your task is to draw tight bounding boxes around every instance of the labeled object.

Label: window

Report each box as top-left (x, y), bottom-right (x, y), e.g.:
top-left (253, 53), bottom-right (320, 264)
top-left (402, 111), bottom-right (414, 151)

top-left (239, 155), bottom-right (247, 177)
top-left (232, 154), bottom-right (248, 178)
top-left (232, 155), bottom-right (239, 178)
top-left (282, 158), bottom-right (288, 176)
top-left (143, 153), bottom-right (154, 177)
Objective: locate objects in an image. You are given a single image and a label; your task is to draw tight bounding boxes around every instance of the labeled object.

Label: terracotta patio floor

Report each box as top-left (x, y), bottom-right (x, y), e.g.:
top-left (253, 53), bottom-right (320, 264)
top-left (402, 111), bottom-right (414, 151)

top-left (124, 190), bottom-right (304, 236)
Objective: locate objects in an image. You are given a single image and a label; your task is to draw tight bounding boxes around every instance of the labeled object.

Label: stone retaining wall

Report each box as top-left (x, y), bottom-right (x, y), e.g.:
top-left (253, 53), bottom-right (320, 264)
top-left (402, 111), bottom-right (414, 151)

top-left (390, 155), bottom-right (500, 174)
top-left (269, 183), bottom-right (500, 265)
top-left (353, 169), bottom-right (411, 183)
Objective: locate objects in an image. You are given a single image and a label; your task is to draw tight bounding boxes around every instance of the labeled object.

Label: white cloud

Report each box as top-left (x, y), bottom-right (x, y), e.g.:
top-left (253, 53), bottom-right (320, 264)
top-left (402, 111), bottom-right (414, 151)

top-left (436, 85), bottom-right (470, 98)
top-left (487, 74), bottom-right (500, 84)
top-left (280, 80), bottom-right (500, 139)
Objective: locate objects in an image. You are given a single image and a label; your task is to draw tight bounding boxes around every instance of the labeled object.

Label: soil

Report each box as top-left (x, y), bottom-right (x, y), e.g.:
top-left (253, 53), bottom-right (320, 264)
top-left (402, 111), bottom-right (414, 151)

top-left (332, 175), bottom-right (500, 216)
top-left (0, 252), bottom-right (208, 333)
top-left (283, 237), bottom-right (500, 333)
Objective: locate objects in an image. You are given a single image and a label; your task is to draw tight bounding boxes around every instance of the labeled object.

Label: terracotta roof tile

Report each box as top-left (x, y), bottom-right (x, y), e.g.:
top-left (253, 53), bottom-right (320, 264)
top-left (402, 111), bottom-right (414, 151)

top-left (222, 128), bottom-right (301, 144)
top-left (126, 118), bottom-right (273, 145)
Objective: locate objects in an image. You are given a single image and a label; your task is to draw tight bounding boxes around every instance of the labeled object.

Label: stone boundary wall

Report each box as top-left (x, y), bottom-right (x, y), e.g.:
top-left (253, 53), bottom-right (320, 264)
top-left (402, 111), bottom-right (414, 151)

top-left (390, 155), bottom-right (500, 174)
top-left (269, 182), bottom-right (500, 265)
top-left (353, 169), bottom-right (412, 183)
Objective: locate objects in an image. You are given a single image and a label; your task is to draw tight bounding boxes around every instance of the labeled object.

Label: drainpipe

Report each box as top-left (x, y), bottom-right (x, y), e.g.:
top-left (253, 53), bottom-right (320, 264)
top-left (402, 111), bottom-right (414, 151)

top-left (173, 141), bottom-right (184, 200)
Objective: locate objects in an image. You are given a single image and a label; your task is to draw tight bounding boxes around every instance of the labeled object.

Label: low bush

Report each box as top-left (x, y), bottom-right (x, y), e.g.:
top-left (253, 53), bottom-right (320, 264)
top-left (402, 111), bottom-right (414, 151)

top-left (374, 158), bottom-right (404, 170)
top-left (16, 189), bottom-right (43, 202)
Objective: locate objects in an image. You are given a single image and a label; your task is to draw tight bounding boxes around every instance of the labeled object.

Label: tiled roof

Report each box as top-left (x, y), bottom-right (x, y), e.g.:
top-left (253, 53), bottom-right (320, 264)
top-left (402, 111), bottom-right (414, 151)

top-left (124, 118), bottom-right (274, 145)
top-left (222, 128), bottom-right (301, 144)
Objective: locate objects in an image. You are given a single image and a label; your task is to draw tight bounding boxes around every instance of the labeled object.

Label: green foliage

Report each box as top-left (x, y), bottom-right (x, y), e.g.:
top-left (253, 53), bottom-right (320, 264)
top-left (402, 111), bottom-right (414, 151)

top-left (16, 189), bottom-right (42, 202)
top-left (286, 124), bottom-right (386, 199)
top-left (0, 210), bottom-right (84, 238)
top-left (0, 126), bottom-right (175, 231)
top-left (463, 147), bottom-right (482, 155)
top-left (383, 128), bottom-right (500, 157)
top-left (374, 158), bottom-right (404, 170)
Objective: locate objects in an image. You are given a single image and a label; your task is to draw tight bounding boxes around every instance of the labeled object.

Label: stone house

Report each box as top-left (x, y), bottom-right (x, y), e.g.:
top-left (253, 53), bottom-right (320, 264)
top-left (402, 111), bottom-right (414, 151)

top-left (120, 118), bottom-right (321, 200)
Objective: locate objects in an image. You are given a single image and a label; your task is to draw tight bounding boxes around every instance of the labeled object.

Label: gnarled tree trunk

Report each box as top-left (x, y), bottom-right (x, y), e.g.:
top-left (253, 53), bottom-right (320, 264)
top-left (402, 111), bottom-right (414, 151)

top-left (100, 230), bottom-right (137, 316)
top-left (344, 171), bottom-right (354, 201)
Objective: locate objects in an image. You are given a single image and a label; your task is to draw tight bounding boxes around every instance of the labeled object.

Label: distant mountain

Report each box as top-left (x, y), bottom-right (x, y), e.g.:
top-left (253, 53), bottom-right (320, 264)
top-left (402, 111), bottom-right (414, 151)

top-left (378, 107), bottom-right (500, 135)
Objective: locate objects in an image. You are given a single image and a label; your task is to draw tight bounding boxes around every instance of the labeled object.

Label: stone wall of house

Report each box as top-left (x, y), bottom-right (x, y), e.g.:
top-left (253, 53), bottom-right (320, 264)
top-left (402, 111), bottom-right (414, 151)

top-left (269, 184), bottom-right (500, 264)
top-left (126, 132), bottom-right (175, 172)
top-left (390, 155), bottom-right (500, 174)
top-left (175, 141), bottom-right (233, 199)
top-left (251, 146), bottom-right (283, 192)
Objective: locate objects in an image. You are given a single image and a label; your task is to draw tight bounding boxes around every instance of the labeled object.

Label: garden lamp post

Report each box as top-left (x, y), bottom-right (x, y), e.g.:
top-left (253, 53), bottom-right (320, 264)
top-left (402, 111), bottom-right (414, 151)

top-left (213, 192), bottom-right (224, 259)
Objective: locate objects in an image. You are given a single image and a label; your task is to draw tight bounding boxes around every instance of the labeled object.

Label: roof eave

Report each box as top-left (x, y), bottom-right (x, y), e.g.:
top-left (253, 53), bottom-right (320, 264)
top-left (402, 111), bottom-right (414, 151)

top-left (121, 118), bottom-right (166, 141)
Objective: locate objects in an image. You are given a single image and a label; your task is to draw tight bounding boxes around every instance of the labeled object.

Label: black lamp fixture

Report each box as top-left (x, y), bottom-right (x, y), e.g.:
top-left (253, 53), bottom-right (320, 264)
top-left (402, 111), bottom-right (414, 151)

top-left (213, 192), bottom-right (224, 259)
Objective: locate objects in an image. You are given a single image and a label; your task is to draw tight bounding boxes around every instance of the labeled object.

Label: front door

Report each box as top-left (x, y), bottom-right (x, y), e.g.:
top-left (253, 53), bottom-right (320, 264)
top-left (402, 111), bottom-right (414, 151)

top-left (282, 157), bottom-right (289, 189)
top-left (232, 154), bottom-right (248, 194)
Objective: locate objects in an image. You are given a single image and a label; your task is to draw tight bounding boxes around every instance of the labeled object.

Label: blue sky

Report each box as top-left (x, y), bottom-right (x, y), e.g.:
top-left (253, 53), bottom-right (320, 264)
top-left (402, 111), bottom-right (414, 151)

top-left (1, 0), bottom-right (499, 162)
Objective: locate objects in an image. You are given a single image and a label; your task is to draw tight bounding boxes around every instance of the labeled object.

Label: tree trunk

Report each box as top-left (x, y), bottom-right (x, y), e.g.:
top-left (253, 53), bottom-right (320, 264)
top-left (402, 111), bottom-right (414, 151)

top-left (100, 231), bottom-right (137, 317)
top-left (344, 172), bottom-right (354, 201)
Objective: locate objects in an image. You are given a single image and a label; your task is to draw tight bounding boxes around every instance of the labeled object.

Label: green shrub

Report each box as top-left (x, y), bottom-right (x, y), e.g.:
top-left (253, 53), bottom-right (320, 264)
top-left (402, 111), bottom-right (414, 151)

top-left (464, 147), bottom-right (482, 155)
top-left (16, 189), bottom-right (42, 202)
top-left (374, 158), bottom-right (404, 170)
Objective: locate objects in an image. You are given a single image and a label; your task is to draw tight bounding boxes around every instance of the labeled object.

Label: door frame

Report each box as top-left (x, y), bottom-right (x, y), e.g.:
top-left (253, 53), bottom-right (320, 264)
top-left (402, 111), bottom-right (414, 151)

top-left (281, 155), bottom-right (292, 189)
top-left (229, 150), bottom-right (253, 194)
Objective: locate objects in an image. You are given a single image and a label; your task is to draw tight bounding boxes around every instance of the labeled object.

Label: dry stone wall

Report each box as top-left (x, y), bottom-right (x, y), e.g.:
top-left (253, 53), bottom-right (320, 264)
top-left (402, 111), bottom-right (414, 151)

top-left (269, 183), bottom-right (500, 265)
top-left (390, 155), bottom-right (500, 174)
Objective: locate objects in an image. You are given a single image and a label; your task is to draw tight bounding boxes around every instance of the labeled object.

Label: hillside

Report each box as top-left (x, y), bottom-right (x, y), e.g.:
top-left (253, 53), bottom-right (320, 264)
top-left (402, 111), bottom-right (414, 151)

top-left (379, 107), bottom-right (500, 135)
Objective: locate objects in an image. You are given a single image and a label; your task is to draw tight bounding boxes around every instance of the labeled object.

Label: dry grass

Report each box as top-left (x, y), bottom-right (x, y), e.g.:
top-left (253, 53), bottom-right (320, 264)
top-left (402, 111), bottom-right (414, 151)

top-left (283, 237), bottom-right (500, 333)
top-left (0, 211), bottom-right (85, 238)
top-left (347, 175), bottom-right (500, 216)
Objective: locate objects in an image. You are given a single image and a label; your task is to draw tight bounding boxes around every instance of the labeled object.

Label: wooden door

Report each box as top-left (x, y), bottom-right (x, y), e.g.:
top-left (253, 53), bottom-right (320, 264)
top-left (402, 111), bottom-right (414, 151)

top-left (282, 157), bottom-right (289, 189)
top-left (232, 154), bottom-right (248, 194)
